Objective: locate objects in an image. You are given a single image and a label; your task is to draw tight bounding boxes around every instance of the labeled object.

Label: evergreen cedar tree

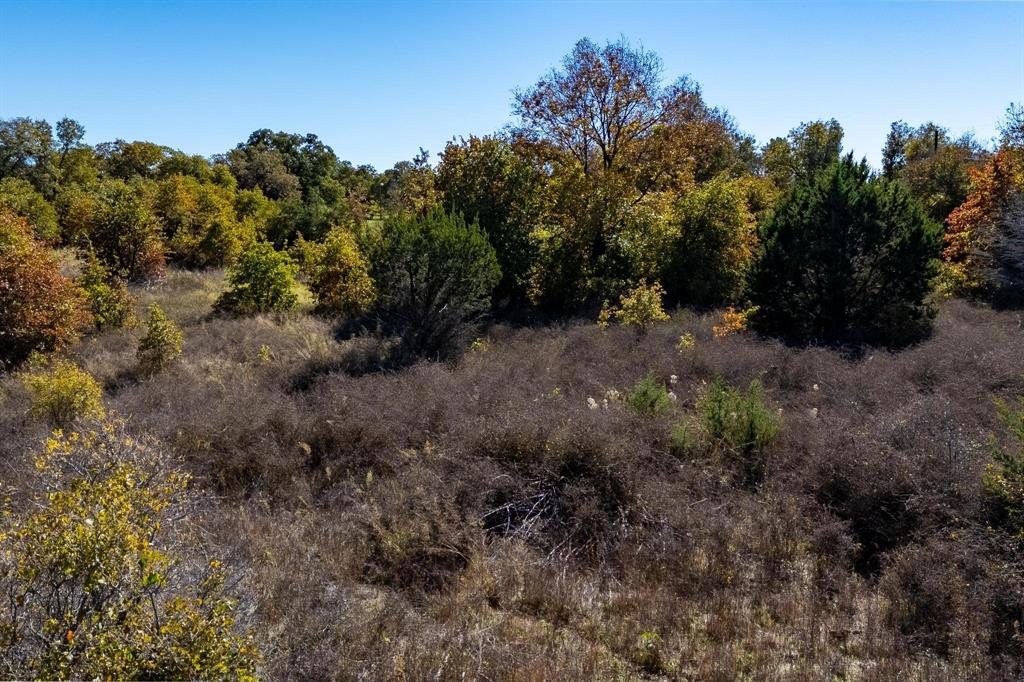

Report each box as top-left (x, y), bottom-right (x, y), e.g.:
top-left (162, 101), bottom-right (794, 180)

top-left (369, 208), bottom-right (500, 360)
top-left (748, 155), bottom-right (942, 347)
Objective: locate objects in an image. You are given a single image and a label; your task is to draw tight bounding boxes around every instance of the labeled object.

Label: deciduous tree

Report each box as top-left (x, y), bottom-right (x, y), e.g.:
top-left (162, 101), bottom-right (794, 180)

top-left (662, 174), bottom-right (757, 307)
top-left (881, 120), bottom-right (983, 224)
top-left (437, 135), bottom-right (545, 308)
top-left (942, 148), bottom-right (1022, 297)
top-left (0, 210), bottom-right (90, 368)
top-left (0, 117), bottom-right (57, 197)
top-left (0, 177), bottom-right (59, 242)
top-left (762, 119), bottom-right (844, 191)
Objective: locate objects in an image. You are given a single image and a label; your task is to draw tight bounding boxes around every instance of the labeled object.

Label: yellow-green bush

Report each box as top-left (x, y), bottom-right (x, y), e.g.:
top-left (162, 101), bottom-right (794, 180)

top-left (599, 281), bottom-right (670, 333)
top-left (662, 175), bottom-right (758, 307)
top-left (137, 304), bottom-right (183, 376)
top-left (78, 252), bottom-right (135, 331)
top-left (301, 227), bottom-right (376, 316)
top-left (214, 241), bottom-right (298, 315)
top-left (155, 174), bottom-right (259, 267)
top-left (20, 359), bottom-right (105, 429)
top-left (0, 421), bottom-right (259, 680)
top-left (0, 177), bottom-right (59, 243)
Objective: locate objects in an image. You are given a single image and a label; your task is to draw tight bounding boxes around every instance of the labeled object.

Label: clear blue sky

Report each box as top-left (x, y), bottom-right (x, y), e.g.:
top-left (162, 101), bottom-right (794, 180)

top-left (1, 1), bottom-right (1021, 170)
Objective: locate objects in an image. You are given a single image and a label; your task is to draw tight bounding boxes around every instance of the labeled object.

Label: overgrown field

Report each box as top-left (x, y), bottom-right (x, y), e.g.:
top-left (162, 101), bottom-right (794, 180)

top-left (2, 34), bottom-right (1022, 679)
top-left (3, 269), bottom-right (1023, 680)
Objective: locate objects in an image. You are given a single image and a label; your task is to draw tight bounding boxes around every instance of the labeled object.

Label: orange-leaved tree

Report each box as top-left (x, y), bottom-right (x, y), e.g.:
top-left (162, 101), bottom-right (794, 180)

top-left (0, 209), bottom-right (91, 368)
top-left (942, 148), bottom-right (1024, 298)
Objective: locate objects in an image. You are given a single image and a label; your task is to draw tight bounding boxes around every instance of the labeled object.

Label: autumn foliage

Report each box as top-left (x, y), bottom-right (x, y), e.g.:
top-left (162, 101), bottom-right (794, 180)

top-left (2, 35), bottom-right (1024, 680)
top-left (0, 421), bottom-right (258, 679)
top-left (598, 280), bottom-right (670, 332)
top-left (942, 148), bottom-right (1024, 297)
top-left (300, 227), bottom-right (376, 316)
top-left (0, 209), bottom-right (90, 368)
top-left (19, 359), bottom-right (105, 429)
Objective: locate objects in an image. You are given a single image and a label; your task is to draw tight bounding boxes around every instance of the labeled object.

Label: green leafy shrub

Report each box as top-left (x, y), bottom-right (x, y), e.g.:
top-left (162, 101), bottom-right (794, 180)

top-left (88, 179), bottom-right (167, 281)
top-left (748, 155), bottom-right (942, 346)
top-left (0, 177), bottom-right (59, 243)
top-left (698, 378), bottom-right (779, 455)
top-left (369, 208), bottom-right (500, 359)
top-left (78, 252), bottom-right (134, 331)
top-left (696, 378), bottom-right (780, 482)
top-left (136, 304), bottom-right (183, 376)
top-left (626, 373), bottom-right (672, 416)
top-left (0, 209), bottom-right (91, 368)
top-left (436, 134), bottom-right (545, 309)
top-left (19, 359), bottom-right (105, 429)
top-left (215, 240), bottom-right (298, 315)
top-left (301, 227), bottom-right (376, 316)
top-left (669, 418), bottom-right (695, 458)
top-left (0, 421), bottom-right (259, 680)
top-left (983, 394), bottom-right (1024, 538)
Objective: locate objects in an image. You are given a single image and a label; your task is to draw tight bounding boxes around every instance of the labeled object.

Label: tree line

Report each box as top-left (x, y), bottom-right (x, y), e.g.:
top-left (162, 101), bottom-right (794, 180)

top-left (2, 37), bottom-right (1023, 368)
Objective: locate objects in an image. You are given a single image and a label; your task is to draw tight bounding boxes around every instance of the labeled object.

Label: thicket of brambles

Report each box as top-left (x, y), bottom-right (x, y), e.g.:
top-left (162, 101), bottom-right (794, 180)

top-left (2, 37), bottom-right (1024, 679)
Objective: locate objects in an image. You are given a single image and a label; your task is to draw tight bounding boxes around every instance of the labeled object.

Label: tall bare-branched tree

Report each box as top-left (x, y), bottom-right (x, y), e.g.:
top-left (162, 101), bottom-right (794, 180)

top-left (514, 38), bottom-right (730, 180)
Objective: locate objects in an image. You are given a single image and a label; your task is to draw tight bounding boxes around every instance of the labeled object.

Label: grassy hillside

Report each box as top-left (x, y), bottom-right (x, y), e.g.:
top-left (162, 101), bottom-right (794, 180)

top-left (2, 268), bottom-right (1022, 679)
